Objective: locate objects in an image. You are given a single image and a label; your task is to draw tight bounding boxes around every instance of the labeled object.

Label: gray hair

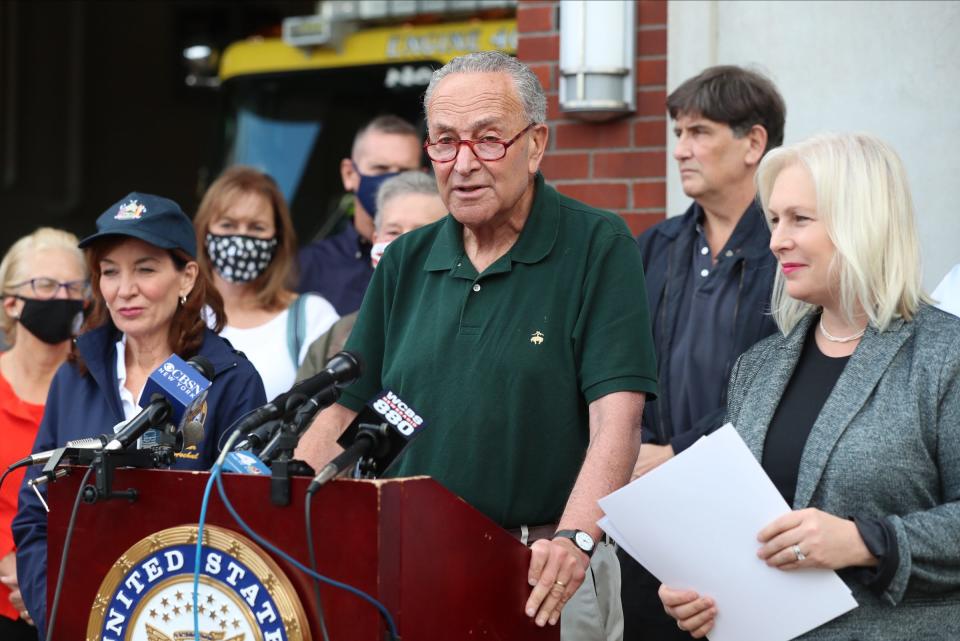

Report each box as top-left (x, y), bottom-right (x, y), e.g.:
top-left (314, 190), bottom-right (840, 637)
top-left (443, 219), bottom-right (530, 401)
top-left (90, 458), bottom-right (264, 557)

top-left (423, 51), bottom-right (546, 125)
top-left (374, 171), bottom-right (440, 231)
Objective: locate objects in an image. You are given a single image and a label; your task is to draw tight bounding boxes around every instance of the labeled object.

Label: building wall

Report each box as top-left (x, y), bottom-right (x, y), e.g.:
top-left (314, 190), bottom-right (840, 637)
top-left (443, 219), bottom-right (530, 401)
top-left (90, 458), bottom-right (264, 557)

top-left (668, 0), bottom-right (960, 290)
top-left (516, 0), bottom-right (669, 236)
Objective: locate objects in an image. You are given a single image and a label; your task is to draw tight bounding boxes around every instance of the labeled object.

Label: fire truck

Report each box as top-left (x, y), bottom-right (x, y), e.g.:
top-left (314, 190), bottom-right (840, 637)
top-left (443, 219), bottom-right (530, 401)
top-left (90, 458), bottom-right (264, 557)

top-left (203, 0), bottom-right (518, 242)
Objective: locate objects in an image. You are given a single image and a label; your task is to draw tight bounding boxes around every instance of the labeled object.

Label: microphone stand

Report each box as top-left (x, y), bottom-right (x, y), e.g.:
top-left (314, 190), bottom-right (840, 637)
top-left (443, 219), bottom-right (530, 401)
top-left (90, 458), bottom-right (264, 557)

top-left (260, 387), bottom-right (342, 507)
top-left (79, 447), bottom-right (175, 504)
top-left (33, 435), bottom-right (176, 505)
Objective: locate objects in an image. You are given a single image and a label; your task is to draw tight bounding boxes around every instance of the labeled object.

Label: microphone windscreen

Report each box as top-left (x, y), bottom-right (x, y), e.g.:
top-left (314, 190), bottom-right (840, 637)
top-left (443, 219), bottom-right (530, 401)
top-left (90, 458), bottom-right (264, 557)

top-left (187, 355), bottom-right (215, 380)
top-left (326, 350), bottom-right (362, 381)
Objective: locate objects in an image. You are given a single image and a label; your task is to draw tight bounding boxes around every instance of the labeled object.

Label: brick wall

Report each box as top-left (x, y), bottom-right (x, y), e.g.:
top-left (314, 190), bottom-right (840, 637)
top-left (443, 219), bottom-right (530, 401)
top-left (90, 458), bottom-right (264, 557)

top-left (516, 0), bottom-right (668, 236)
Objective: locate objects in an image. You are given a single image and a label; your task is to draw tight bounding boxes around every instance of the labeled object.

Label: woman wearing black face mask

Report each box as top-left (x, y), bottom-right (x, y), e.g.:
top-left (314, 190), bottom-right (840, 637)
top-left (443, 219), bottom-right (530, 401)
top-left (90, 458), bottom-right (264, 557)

top-left (0, 227), bottom-right (87, 640)
top-left (194, 166), bottom-right (339, 399)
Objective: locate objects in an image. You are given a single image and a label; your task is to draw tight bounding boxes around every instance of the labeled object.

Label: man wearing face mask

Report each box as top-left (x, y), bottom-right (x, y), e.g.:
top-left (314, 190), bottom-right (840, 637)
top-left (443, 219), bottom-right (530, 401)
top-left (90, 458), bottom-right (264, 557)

top-left (296, 170), bottom-right (447, 377)
top-left (296, 115), bottom-right (423, 315)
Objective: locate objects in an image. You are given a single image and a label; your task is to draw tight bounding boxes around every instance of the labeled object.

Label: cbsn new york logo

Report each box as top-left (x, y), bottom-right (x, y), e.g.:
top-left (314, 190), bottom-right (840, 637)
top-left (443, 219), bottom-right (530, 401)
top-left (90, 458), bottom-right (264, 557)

top-left (161, 362), bottom-right (205, 399)
top-left (87, 525), bottom-right (310, 641)
top-left (371, 390), bottom-right (424, 436)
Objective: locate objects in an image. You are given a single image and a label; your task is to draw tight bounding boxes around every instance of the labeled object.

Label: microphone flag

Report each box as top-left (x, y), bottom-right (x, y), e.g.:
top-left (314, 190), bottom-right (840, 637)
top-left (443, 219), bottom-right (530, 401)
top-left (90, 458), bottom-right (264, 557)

top-left (139, 354), bottom-right (212, 427)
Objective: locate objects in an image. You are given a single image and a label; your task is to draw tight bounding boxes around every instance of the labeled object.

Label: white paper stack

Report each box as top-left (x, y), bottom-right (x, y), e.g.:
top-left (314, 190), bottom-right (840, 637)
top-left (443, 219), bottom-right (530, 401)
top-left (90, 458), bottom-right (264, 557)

top-left (599, 424), bottom-right (857, 641)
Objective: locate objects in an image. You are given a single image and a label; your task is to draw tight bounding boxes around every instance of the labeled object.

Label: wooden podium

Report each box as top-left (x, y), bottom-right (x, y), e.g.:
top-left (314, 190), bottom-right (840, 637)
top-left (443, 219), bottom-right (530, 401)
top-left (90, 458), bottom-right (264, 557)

top-left (47, 468), bottom-right (559, 640)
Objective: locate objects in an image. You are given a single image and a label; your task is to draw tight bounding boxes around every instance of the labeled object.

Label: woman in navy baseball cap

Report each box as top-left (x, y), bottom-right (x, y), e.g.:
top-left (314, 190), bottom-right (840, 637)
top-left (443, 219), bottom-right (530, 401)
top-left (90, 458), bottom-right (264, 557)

top-left (11, 192), bottom-right (268, 636)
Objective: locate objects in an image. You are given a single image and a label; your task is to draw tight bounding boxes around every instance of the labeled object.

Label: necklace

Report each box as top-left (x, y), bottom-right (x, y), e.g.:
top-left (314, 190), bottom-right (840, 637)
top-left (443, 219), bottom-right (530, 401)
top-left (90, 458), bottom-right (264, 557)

top-left (819, 317), bottom-right (866, 343)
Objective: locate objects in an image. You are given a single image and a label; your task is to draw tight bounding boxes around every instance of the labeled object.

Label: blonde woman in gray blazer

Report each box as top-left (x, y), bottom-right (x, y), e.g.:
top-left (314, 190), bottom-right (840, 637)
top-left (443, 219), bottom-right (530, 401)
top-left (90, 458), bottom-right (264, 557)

top-left (660, 133), bottom-right (960, 639)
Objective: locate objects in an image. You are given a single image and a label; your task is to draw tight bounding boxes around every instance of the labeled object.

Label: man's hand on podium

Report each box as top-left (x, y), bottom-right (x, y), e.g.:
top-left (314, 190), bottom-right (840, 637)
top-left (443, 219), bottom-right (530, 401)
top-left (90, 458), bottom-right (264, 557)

top-left (524, 536), bottom-right (590, 627)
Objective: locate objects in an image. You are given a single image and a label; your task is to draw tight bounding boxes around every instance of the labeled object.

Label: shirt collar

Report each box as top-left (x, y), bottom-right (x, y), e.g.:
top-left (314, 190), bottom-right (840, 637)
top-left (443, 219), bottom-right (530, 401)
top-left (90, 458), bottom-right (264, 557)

top-left (114, 334), bottom-right (141, 421)
top-left (115, 333), bottom-right (127, 386)
top-left (693, 199), bottom-right (770, 259)
top-left (424, 173), bottom-right (559, 272)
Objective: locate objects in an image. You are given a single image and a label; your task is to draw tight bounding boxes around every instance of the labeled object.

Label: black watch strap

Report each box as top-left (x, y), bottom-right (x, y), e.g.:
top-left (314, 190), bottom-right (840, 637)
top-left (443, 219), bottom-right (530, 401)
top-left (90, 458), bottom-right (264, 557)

top-left (552, 529), bottom-right (595, 557)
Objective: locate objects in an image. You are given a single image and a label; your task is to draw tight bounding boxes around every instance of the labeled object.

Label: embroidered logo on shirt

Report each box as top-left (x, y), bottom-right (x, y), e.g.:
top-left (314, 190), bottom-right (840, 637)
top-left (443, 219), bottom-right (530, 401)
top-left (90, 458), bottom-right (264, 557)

top-left (115, 199), bottom-right (147, 220)
top-left (530, 331), bottom-right (544, 345)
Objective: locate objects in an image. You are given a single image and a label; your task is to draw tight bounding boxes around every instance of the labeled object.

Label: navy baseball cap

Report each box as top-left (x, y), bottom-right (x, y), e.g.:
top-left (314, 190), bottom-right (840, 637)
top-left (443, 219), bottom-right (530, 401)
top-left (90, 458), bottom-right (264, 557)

top-left (78, 192), bottom-right (197, 258)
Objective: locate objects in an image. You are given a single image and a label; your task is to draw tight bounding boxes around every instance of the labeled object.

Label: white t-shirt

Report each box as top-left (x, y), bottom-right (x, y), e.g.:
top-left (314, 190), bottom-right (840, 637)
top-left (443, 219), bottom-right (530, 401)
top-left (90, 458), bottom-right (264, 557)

top-left (933, 264), bottom-right (960, 319)
top-left (214, 294), bottom-right (339, 400)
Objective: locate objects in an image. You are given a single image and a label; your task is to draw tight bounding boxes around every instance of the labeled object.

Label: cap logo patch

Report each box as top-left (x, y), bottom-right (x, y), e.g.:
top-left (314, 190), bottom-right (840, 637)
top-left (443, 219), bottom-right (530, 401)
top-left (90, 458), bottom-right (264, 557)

top-left (116, 199), bottom-right (147, 220)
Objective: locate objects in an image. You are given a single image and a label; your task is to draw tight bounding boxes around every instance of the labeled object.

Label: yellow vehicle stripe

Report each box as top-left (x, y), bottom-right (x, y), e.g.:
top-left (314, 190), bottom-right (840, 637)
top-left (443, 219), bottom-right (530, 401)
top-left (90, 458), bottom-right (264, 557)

top-left (220, 18), bottom-right (518, 81)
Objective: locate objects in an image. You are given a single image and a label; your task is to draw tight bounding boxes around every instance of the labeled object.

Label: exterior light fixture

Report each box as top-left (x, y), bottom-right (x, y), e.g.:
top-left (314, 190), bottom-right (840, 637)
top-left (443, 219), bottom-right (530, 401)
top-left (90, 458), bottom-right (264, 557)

top-left (559, 0), bottom-right (636, 121)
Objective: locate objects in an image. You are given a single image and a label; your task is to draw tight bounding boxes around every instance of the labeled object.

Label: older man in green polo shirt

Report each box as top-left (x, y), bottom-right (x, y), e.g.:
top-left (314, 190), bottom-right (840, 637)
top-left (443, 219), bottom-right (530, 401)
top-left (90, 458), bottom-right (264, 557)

top-left (295, 51), bottom-right (657, 639)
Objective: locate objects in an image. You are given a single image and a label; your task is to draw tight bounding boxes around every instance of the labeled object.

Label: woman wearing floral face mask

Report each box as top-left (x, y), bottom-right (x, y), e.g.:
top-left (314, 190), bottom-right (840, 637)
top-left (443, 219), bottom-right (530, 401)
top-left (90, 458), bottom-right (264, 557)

top-left (195, 166), bottom-right (339, 399)
top-left (0, 228), bottom-right (87, 639)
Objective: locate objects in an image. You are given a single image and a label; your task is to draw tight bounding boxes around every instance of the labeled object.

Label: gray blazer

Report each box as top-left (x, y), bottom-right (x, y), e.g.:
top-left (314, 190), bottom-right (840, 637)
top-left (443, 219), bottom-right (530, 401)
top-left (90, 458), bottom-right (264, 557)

top-left (726, 304), bottom-right (960, 640)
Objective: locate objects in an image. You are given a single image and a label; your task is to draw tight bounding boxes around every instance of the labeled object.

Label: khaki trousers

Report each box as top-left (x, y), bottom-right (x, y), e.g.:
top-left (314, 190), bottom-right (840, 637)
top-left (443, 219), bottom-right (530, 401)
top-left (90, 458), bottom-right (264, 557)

top-left (561, 542), bottom-right (623, 641)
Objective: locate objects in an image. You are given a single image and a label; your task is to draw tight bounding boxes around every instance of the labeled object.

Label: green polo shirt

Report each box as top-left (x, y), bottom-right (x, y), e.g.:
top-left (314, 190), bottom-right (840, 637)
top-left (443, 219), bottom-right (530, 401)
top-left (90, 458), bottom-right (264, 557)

top-left (340, 173), bottom-right (657, 528)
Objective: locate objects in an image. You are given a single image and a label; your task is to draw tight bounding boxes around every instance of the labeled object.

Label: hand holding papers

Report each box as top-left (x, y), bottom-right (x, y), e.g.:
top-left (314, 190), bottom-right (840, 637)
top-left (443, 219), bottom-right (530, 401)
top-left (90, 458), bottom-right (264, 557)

top-left (599, 425), bottom-right (857, 641)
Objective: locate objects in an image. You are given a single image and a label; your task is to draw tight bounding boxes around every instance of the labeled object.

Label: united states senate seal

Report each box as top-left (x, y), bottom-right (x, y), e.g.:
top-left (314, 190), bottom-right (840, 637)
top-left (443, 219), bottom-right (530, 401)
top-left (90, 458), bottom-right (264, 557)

top-left (86, 525), bottom-right (310, 641)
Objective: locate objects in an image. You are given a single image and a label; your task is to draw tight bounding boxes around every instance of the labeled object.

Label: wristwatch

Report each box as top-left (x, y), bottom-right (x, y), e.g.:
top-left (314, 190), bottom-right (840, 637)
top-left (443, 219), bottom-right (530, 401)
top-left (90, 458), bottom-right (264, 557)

top-left (552, 529), bottom-right (595, 558)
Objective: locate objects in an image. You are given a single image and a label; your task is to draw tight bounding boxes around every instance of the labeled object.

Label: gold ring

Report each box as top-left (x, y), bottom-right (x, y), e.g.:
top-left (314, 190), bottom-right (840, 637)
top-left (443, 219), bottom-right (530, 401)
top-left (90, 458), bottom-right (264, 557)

top-left (555, 579), bottom-right (567, 587)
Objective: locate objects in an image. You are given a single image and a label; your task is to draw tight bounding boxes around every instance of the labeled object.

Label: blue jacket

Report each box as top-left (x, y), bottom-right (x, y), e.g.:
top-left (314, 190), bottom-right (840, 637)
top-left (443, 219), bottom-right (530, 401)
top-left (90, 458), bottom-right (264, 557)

top-left (11, 325), bottom-right (266, 637)
top-left (636, 200), bottom-right (777, 452)
top-left (296, 224), bottom-right (373, 316)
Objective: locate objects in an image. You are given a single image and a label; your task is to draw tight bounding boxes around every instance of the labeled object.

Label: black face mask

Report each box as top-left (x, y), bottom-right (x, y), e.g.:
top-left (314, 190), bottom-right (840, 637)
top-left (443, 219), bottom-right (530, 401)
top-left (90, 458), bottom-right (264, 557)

top-left (16, 297), bottom-right (84, 344)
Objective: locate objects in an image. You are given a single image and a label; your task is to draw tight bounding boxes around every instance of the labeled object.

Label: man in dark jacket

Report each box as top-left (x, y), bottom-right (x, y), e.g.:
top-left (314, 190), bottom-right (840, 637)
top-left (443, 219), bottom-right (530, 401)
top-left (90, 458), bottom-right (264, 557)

top-left (621, 65), bottom-right (786, 641)
top-left (296, 115), bottom-right (423, 315)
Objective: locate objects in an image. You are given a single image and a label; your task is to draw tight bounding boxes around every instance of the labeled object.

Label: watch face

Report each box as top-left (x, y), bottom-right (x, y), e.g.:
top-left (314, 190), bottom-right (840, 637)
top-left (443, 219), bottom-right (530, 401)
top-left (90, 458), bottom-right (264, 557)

top-left (574, 531), bottom-right (594, 551)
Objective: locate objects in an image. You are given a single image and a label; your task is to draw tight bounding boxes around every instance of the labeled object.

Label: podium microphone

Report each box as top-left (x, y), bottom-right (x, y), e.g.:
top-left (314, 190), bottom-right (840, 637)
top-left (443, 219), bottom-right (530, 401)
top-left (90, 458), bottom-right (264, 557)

top-left (232, 418), bottom-right (282, 453)
top-left (9, 436), bottom-right (111, 470)
top-left (6, 356), bottom-right (212, 474)
top-left (105, 354), bottom-right (213, 451)
top-left (233, 351), bottom-right (361, 436)
top-left (307, 389), bottom-right (427, 494)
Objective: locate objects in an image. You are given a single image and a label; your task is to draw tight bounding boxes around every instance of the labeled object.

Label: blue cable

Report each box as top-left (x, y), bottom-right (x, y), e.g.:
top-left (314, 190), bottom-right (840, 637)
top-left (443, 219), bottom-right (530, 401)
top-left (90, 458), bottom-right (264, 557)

top-left (193, 408), bottom-right (259, 641)
top-left (192, 460), bottom-right (221, 641)
top-left (214, 471), bottom-right (399, 640)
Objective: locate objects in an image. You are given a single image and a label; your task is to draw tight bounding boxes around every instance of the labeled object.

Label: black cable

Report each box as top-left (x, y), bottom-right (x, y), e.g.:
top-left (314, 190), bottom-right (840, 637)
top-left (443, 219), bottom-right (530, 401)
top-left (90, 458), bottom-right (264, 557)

top-left (304, 496), bottom-right (332, 641)
top-left (0, 467), bottom-right (11, 494)
top-left (213, 473), bottom-right (398, 640)
top-left (45, 466), bottom-right (92, 641)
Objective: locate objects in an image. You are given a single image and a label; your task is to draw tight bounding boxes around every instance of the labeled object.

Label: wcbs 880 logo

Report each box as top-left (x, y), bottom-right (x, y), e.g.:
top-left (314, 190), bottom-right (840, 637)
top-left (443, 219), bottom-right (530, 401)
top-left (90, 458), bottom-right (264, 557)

top-left (372, 390), bottom-right (424, 436)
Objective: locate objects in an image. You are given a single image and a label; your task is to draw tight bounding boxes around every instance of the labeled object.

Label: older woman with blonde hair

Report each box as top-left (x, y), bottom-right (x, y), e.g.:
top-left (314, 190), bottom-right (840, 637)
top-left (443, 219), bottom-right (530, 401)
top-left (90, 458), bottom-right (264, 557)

top-left (0, 228), bottom-right (87, 638)
top-left (194, 166), bottom-right (338, 399)
top-left (659, 133), bottom-right (960, 639)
